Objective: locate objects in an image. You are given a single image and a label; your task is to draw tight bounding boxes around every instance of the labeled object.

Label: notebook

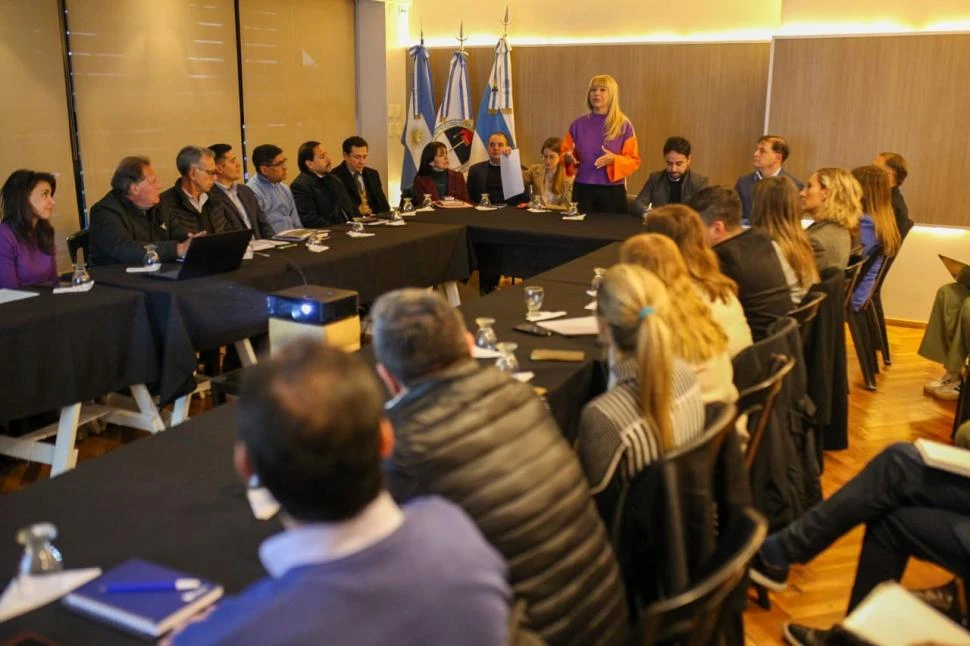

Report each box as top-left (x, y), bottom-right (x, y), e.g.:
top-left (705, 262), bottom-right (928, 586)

top-left (842, 581), bottom-right (970, 645)
top-left (939, 255), bottom-right (970, 290)
top-left (62, 558), bottom-right (223, 639)
top-left (914, 438), bottom-right (970, 479)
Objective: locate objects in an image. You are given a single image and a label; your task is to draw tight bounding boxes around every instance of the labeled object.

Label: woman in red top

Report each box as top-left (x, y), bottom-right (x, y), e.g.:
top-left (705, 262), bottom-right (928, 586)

top-left (411, 142), bottom-right (470, 204)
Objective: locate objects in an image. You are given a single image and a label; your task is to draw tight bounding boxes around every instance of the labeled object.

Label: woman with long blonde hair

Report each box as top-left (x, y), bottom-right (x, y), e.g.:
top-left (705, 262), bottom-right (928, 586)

top-left (849, 165), bottom-right (901, 311)
top-left (562, 74), bottom-right (640, 214)
top-left (801, 167), bottom-right (862, 271)
top-left (752, 176), bottom-right (820, 303)
top-left (621, 232), bottom-right (752, 357)
top-left (576, 263), bottom-right (705, 522)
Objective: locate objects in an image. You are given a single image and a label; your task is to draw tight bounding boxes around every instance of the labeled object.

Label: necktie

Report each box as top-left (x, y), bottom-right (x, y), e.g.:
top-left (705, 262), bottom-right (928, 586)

top-left (355, 173), bottom-right (372, 215)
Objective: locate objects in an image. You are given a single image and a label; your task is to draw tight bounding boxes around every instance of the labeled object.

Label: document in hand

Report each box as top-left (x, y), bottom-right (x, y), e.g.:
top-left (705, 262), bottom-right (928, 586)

top-left (842, 581), bottom-right (970, 645)
top-left (500, 149), bottom-right (525, 201)
top-left (913, 438), bottom-right (970, 478)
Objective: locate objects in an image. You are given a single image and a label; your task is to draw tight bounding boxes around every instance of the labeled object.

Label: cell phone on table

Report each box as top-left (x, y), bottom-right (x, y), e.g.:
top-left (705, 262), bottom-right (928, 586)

top-left (513, 322), bottom-right (553, 337)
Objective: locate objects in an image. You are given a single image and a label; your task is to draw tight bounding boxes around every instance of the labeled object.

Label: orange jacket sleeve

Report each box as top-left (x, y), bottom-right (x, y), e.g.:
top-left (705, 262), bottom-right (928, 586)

top-left (606, 133), bottom-right (640, 183)
top-left (561, 131), bottom-right (578, 178)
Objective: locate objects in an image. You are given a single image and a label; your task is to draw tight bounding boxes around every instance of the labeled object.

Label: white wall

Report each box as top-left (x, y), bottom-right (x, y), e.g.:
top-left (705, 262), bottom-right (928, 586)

top-left (884, 226), bottom-right (970, 323)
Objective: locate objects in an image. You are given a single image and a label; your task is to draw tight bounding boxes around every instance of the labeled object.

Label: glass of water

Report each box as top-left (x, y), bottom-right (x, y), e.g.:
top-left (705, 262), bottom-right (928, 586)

top-left (72, 262), bottom-right (91, 286)
top-left (401, 197), bottom-right (414, 214)
top-left (422, 193), bottom-right (434, 208)
top-left (566, 201), bottom-right (579, 216)
top-left (529, 193), bottom-right (543, 209)
top-left (524, 285), bottom-right (544, 320)
top-left (474, 317), bottom-right (498, 350)
top-left (495, 342), bottom-right (520, 374)
top-left (143, 244), bottom-right (160, 267)
top-left (351, 220), bottom-right (365, 234)
top-left (480, 193), bottom-right (492, 208)
top-left (589, 267), bottom-right (607, 296)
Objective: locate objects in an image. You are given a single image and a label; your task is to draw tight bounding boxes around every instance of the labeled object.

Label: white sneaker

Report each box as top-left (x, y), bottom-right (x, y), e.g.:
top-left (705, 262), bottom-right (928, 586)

top-left (934, 381), bottom-right (962, 401)
top-left (925, 374), bottom-right (957, 396)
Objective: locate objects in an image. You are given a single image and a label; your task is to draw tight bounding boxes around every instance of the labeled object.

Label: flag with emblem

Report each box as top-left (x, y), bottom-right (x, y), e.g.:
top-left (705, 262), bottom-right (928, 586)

top-left (469, 34), bottom-right (516, 166)
top-left (401, 41), bottom-right (436, 193)
top-left (433, 43), bottom-right (474, 173)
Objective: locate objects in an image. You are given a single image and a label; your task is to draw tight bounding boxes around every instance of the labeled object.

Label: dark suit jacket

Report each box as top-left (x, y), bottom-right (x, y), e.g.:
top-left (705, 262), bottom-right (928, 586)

top-left (412, 170), bottom-right (471, 203)
top-left (290, 171), bottom-right (355, 227)
top-left (331, 162), bottom-right (390, 215)
top-left (89, 191), bottom-right (188, 266)
top-left (892, 186), bottom-right (914, 239)
top-left (466, 161), bottom-right (528, 205)
top-left (208, 182), bottom-right (275, 239)
top-left (158, 181), bottom-right (236, 235)
top-left (734, 168), bottom-right (803, 219)
top-left (634, 169), bottom-right (709, 211)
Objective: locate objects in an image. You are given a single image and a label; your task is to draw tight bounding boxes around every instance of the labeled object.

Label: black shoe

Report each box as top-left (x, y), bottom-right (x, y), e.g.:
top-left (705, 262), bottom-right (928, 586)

top-left (783, 623), bottom-right (831, 646)
top-left (910, 579), bottom-right (968, 626)
top-left (751, 550), bottom-right (789, 591)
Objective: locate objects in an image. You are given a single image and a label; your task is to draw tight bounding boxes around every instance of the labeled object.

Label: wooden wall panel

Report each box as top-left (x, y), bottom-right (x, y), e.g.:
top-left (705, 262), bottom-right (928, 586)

top-left (768, 34), bottom-right (970, 226)
top-left (421, 42), bottom-right (771, 193)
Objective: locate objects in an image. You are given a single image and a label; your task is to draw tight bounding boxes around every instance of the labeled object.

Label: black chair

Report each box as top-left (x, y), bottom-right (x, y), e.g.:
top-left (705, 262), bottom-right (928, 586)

top-left (638, 508), bottom-right (767, 646)
top-left (736, 353), bottom-right (797, 471)
top-left (842, 258), bottom-right (866, 310)
top-left (787, 292), bottom-right (827, 351)
top-left (869, 253), bottom-right (900, 367)
top-left (845, 252), bottom-right (884, 391)
top-left (66, 229), bottom-right (89, 264)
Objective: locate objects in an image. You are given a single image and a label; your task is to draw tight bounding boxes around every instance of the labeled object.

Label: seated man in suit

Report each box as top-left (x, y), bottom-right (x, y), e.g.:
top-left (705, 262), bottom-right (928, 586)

top-left (246, 144), bottom-right (303, 234)
top-left (331, 136), bottom-right (390, 217)
top-left (734, 135), bottom-right (803, 221)
top-left (689, 186), bottom-right (792, 340)
top-left (751, 442), bottom-right (970, 645)
top-left (88, 156), bottom-right (194, 265)
top-left (634, 135), bottom-right (709, 212)
top-left (371, 288), bottom-right (628, 645)
top-left (158, 146), bottom-right (236, 235)
top-left (208, 143), bottom-right (274, 239)
top-left (171, 341), bottom-right (510, 645)
top-left (466, 132), bottom-right (527, 206)
top-left (290, 140), bottom-right (355, 227)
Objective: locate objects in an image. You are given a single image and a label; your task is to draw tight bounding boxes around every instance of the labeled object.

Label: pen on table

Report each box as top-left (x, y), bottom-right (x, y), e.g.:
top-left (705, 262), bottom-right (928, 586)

top-left (275, 243), bottom-right (297, 250)
top-left (103, 578), bottom-right (202, 593)
top-left (253, 251), bottom-right (271, 258)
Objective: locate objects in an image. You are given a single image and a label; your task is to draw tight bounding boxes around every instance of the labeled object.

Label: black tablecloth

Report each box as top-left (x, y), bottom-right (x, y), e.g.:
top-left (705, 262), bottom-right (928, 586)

top-left (0, 286), bottom-right (158, 423)
top-left (408, 207), bottom-right (642, 278)
top-left (91, 222), bottom-right (471, 404)
top-left (531, 242), bottom-right (622, 286)
top-left (0, 405), bottom-right (273, 646)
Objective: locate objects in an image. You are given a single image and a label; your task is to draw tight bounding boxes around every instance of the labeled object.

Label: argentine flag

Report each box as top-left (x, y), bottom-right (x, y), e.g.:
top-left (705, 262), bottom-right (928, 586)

top-left (469, 36), bottom-right (516, 166)
top-left (433, 48), bottom-right (474, 173)
top-left (401, 42), bottom-right (436, 193)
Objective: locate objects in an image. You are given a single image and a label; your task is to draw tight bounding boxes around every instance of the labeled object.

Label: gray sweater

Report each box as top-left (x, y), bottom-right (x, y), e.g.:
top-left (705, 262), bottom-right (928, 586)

top-left (807, 220), bottom-right (852, 271)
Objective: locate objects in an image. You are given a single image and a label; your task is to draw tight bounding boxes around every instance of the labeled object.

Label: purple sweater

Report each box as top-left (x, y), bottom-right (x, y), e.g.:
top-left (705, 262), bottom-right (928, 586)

top-left (567, 113), bottom-right (636, 186)
top-left (0, 222), bottom-right (57, 289)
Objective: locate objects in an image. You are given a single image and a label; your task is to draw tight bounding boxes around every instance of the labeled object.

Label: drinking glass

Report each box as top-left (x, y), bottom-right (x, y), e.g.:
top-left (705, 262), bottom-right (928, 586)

top-left (17, 523), bottom-right (63, 575)
top-left (422, 193), bottom-right (434, 208)
top-left (495, 342), bottom-right (520, 374)
top-left (480, 194), bottom-right (492, 208)
top-left (529, 193), bottom-right (543, 209)
top-left (143, 244), bottom-right (160, 267)
top-left (351, 221), bottom-right (365, 234)
top-left (71, 262), bottom-right (91, 286)
top-left (474, 317), bottom-right (498, 350)
top-left (524, 285), bottom-right (544, 319)
top-left (390, 208), bottom-right (403, 223)
top-left (566, 201), bottom-right (579, 216)
top-left (641, 203), bottom-right (653, 225)
top-left (589, 267), bottom-right (607, 296)
top-left (401, 197), bottom-right (414, 214)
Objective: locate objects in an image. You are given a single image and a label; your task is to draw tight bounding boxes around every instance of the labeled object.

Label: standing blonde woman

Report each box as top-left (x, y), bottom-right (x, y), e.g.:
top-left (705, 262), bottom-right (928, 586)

top-left (576, 263), bottom-right (705, 522)
top-left (801, 168), bottom-right (862, 271)
top-left (522, 137), bottom-right (573, 209)
top-left (562, 74), bottom-right (640, 214)
top-left (850, 165), bottom-right (901, 312)
top-left (621, 232), bottom-right (752, 358)
top-left (752, 176), bottom-right (820, 304)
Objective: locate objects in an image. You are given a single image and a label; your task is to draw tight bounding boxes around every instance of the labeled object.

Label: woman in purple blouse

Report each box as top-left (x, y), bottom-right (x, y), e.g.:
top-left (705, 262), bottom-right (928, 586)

top-left (0, 169), bottom-right (59, 289)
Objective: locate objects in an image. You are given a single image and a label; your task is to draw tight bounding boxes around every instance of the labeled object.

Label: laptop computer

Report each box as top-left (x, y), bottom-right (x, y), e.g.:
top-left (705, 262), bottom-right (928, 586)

top-left (939, 255), bottom-right (970, 290)
top-left (150, 229), bottom-right (253, 281)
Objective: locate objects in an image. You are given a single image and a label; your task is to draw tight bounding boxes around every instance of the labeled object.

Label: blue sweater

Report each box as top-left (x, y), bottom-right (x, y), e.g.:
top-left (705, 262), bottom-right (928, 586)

top-left (852, 214), bottom-right (883, 311)
top-left (174, 497), bottom-right (510, 646)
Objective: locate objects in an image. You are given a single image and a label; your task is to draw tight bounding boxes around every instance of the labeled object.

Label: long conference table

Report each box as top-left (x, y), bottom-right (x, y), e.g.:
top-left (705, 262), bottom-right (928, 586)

top-left (0, 207), bottom-right (637, 644)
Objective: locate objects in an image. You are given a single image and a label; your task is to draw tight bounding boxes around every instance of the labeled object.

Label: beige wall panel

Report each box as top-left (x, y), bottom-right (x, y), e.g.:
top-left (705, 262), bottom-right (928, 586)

top-left (768, 34), bottom-right (970, 226)
top-left (239, 0), bottom-right (355, 181)
top-left (781, 0), bottom-right (970, 30)
top-left (423, 42), bottom-right (770, 193)
top-left (67, 0), bottom-right (242, 199)
top-left (0, 0), bottom-right (77, 268)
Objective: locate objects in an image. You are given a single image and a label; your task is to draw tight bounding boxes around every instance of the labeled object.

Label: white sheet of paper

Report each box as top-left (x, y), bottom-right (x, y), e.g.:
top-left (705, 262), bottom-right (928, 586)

top-left (561, 214), bottom-right (587, 221)
top-left (385, 220), bottom-right (407, 227)
top-left (247, 486), bottom-right (281, 520)
top-left (513, 371), bottom-right (535, 383)
top-left (252, 239), bottom-right (289, 251)
top-left (472, 346), bottom-right (502, 359)
top-left (843, 582), bottom-right (970, 645)
top-left (0, 289), bottom-right (40, 304)
top-left (500, 149), bottom-right (525, 201)
top-left (53, 281), bottom-right (95, 295)
top-left (525, 310), bottom-right (567, 322)
top-left (585, 301), bottom-right (597, 311)
top-left (346, 231), bottom-right (376, 238)
top-left (474, 205), bottom-right (499, 212)
top-left (537, 316), bottom-right (599, 336)
top-left (126, 264), bottom-right (162, 273)
top-left (0, 568), bottom-right (102, 623)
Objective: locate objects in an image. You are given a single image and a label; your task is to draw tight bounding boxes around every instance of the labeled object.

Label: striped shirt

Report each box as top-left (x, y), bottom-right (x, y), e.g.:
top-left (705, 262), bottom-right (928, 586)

top-left (577, 357), bottom-right (706, 494)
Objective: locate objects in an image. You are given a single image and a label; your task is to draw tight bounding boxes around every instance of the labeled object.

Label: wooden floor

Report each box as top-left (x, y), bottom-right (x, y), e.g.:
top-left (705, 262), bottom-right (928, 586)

top-left (0, 324), bottom-right (958, 644)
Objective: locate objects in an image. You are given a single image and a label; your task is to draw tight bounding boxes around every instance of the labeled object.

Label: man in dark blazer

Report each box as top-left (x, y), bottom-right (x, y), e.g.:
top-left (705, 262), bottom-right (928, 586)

top-left (465, 132), bottom-right (528, 206)
top-left (734, 135), bottom-right (803, 221)
top-left (634, 135), bottom-right (709, 213)
top-left (208, 143), bottom-right (275, 239)
top-left (157, 145), bottom-right (237, 235)
top-left (290, 140), bottom-right (355, 227)
top-left (331, 136), bottom-right (390, 216)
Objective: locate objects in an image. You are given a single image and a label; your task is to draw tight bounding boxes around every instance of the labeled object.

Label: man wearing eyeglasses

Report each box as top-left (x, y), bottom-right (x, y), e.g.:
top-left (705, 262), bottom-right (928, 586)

top-left (158, 146), bottom-right (237, 235)
top-left (332, 136), bottom-right (391, 217)
top-left (247, 145), bottom-right (303, 234)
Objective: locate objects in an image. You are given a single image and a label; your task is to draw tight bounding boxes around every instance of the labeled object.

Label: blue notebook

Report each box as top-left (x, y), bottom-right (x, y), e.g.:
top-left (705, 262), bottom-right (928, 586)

top-left (62, 558), bottom-right (224, 639)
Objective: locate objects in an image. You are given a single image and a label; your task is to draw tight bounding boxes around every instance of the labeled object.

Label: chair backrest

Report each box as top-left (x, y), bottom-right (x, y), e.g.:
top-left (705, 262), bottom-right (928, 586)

top-left (735, 353), bottom-right (797, 469)
top-left (788, 291), bottom-right (827, 347)
top-left (843, 258), bottom-right (866, 309)
top-left (66, 229), bottom-right (90, 265)
top-left (616, 403), bottom-right (744, 610)
top-left (639, 508), bottom-right (767, 646)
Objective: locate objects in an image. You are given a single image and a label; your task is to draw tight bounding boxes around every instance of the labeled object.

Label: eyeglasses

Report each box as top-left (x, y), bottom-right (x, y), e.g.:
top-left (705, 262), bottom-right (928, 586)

top-left (267, 159), bottom-right (287, 168)
top-left (193, 167), bottom-right (218, 177)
